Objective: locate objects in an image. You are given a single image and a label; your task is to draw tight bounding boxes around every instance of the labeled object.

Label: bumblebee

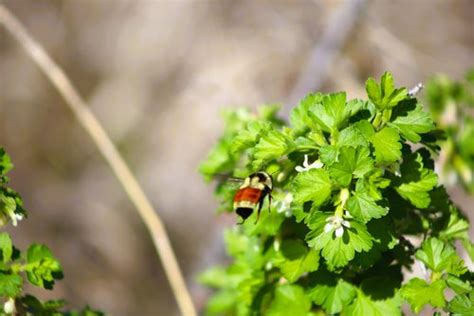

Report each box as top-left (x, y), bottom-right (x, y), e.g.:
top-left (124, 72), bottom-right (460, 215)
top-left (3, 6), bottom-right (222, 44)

top-left (232, 171), bottom-right (273, 223)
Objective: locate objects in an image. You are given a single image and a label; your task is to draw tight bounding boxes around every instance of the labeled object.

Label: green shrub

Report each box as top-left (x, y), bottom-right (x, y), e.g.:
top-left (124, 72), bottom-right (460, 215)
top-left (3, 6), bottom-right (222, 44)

top-left (200, 72), bottom-right (474, 315)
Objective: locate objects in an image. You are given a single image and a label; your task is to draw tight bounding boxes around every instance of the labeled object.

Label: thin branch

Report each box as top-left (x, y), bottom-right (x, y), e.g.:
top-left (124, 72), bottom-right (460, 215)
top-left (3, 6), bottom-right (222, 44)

top-left (285, 0), bottom-right (367, 114)
top-left (0, 5), bottom-right (196, 316)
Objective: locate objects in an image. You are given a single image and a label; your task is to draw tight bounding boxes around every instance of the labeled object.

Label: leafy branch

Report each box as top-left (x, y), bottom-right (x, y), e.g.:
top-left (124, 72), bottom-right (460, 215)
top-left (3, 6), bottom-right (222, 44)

top-left (0, 148), bottom-right (102, 314)
top-left (201, 72), bottom-right (473, 315)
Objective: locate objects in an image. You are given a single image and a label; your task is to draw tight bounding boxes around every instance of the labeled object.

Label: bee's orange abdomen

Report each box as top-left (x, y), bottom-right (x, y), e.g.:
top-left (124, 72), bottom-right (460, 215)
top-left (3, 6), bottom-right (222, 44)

top-left (233, 188), bottom-right (262, 203)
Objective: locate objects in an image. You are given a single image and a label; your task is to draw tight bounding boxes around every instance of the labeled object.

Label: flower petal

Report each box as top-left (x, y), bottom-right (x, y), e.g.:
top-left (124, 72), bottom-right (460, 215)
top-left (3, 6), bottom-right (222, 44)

top-left (309, 160), bottom-right (324, 169)
top-left (295, 166), bottom-right (305, 172)
top-left (335, 226), bottom-right (344, 238)
top-left (4, 298), bottom-right (15, 314)
top-left (324, 223), bottom-right (333, 233)
top-left (303, 154), bottom-right (309, 168)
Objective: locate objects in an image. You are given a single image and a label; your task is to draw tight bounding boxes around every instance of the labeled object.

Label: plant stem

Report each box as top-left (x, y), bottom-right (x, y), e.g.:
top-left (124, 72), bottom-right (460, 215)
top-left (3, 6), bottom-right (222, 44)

top-left (0, 6), bottom-right (196, 316)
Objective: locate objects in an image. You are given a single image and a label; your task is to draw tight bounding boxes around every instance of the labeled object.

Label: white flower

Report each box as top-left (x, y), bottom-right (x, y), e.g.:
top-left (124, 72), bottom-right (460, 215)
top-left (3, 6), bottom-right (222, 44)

top-left (324, 215), bottom-right (351, 238)
top-left (275, 193), bottom-right (293, 217)
top-left (4, 297), bottom-right (15, 314)
top-left (10, 213), bottom-right (23, 227)
top-left (295, 155), bottom-right (323, 172)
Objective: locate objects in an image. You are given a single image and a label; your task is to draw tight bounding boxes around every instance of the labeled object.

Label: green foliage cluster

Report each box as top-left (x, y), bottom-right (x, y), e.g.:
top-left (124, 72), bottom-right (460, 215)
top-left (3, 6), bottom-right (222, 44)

top-left (0, 149), bottom-right (102, 315)
top-left (200, 73), bottom-right (474, 315)
top-left (425, 70), bottom-right (474, 193)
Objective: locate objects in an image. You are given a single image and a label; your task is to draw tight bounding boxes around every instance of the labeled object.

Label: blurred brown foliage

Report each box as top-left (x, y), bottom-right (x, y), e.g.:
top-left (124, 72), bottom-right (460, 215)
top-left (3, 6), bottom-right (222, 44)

top-left (0, 0), bottom-right (473, 315)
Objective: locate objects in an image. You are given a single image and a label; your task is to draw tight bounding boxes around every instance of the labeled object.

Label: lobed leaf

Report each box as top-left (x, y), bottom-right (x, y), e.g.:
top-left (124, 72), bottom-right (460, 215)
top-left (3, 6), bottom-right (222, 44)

top-left (306, 213), bottom-right (372, 268)
top-left (26, 244), bottom-right (63, 289)
top-left (307, 270), bottom-right (356, 314)
top-left (266, 284), bottom-right (312, 316)
top-left (0, 273), bottom-right (22, 297)
top-left (400, 278), bottom-right (446, 313)
top-left (366, 72), bottom-right (408, 110)
top-left (292, 169), bottom-right (333, 207)
top-left (369, 127), bottom-right (402, 164)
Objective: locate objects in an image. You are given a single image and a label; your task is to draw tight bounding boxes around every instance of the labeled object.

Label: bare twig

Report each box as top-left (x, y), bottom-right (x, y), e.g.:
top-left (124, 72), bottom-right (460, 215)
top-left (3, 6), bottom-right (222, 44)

top-left (286, 0), bottom-right (368, 113)
top-left (0, 5), bottom-right (196, 316)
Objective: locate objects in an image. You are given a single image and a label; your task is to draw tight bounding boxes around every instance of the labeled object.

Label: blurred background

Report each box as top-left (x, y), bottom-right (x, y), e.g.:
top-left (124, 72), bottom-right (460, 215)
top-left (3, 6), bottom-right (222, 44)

top-left (0, 0), bottom-right (473, 315)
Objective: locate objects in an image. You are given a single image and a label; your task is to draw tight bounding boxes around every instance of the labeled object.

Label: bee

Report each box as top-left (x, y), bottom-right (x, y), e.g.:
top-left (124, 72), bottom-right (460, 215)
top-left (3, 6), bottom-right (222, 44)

top-left (232, 171), bottom-right (273, 223)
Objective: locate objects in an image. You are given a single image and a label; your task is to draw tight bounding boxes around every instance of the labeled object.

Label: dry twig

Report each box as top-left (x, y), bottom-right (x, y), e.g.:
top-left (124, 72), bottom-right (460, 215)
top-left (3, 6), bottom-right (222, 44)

top-left (0, 5), bottom-right (196, 316)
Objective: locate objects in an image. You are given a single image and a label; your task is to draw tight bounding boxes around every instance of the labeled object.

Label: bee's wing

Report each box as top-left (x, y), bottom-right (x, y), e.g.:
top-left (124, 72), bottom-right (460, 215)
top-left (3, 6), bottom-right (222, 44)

top-left (212, 173), bottom-right (244, 183)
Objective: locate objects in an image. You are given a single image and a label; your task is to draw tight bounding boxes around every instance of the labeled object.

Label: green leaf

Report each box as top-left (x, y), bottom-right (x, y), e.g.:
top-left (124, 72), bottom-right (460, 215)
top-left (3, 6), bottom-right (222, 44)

top-left (266, 284), bottom-right (311, 316)
top-left (224, 230), bottom-right (260, 263)
top-left (389, 103), bottom-right (434, 142)
top-left (396, 152), bottom-right (438, 208)
top-left (0, 148), bottom-right (13, 176)
top-left (26, 244), bottom-right (63, 289)
top-left (277, 239), bottom-right (319, 282)
top-left (461, 240), bottom-right (474, 263)
top-left (447, 290), bottom-right (474, 316)
top-left (290, 93), bottom-right (323, 132)
top-left (237, 272), bottom-right (265, 307)
top-left (18, 295), bottom-right (101, 316)
top-left (329, 146), bottom-right (374, 187)
top-left (319, 145), bottom-right (338, 166)
top-left (198, 266), bottom-right (229, 289)
top-left (199, 107), bottom-right (263, 179)
top-left (446, 275), bottom-right (472, 295)
top-left (366, 72), bottom-right (407, 109)
top-left (306, 213), bottom-right (372, 268)
top-left (346, 190), bottom-right (388, 223)
top-left (257, 104), bottom-right (282, 122)
top-left (308, 92), bottom-right (356, 132)
top-left (231, 121), bottom-right (270, 154)
top-left (369, 127), bottom-right (402, 164)
top-left (415, 237), bottom-right (466, 275)
top-left (346, 277), bottom-right (402, 316)
top-left (400, 278), bottom-right (446, 313)
top-left (205, 290), bottom-right (237, 315)
top-left (438, 212), bottom-right (470, 241)
top-left (346, 292), bottom-right (401, 316)
top-left (337, 121), bottom-right (374, 148)
top-left (292, 169), bottom-right (333, 207)
top-left (308, 92), bottom-right (345, 132)
top-left (199, 140), bottom-right (237, 180)
top-left (354, 170), bottom-right (390, 201)
top-left (0, 272), bottom-right (22, 297)
top-left (243, 208), bottom-right (285, 236)
top-left (308, 271), bottom-right (356, 314)
top-left (253, 130), bottom-right (293, 168)
top-left (0, 232), bottom-right (12, 263)
top-left (0, 195), bottom-right (16, 216)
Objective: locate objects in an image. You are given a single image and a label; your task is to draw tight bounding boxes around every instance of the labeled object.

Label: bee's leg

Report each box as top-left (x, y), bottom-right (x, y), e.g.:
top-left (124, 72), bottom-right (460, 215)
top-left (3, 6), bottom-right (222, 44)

top-left (268, 194), bottom-right (272, 213)
top-left (255, 200), bottom-right (264, 224)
